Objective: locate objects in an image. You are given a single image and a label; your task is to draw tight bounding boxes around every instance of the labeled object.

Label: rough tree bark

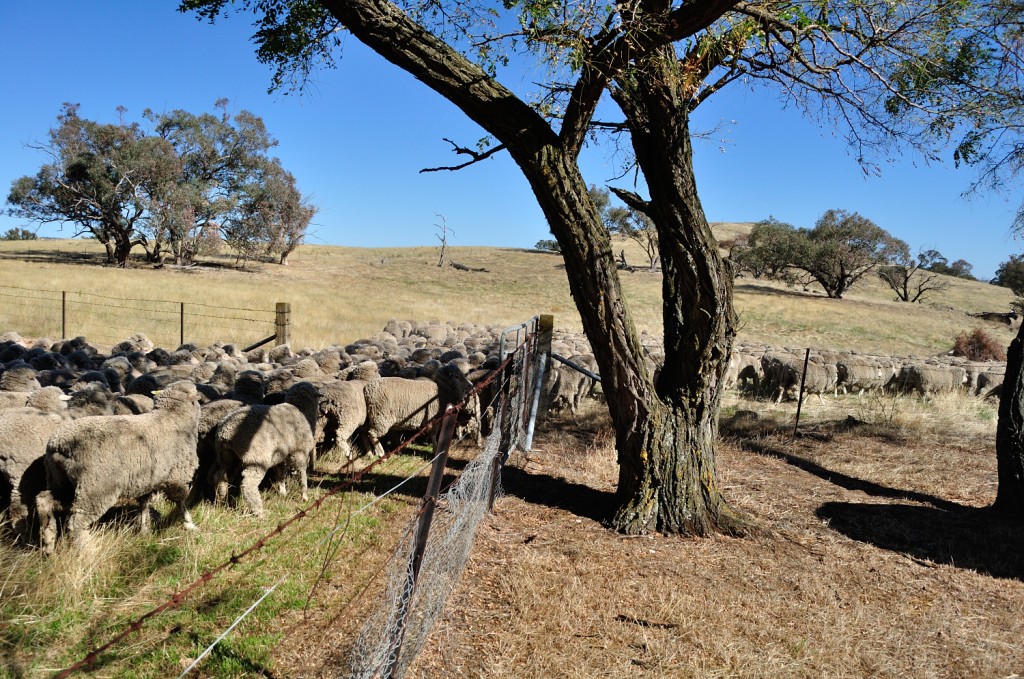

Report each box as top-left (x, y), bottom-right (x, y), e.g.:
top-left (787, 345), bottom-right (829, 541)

top-left (607, 50), bottom-right (744, 534)
top-left (993, 321), bottom-right (1024, 519)
top-left (320, 0), bottom-right (741, 535)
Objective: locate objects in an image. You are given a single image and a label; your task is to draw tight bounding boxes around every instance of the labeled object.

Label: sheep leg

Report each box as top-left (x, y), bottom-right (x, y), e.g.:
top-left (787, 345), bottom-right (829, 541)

top-left (240, 466), bottom-right (265, 517)
top-left (212, 467), bottom-right (230, 505)
top-left (137, 493), bottom-right (154, 534)
top-left (36, 491), bottom-right (60, 555)
top-left (162, 485), bottom-right (197, 531)
top-left (295, 461), bottom-right (308, 502)
top-left (8, 490), bottom-right (29, 544)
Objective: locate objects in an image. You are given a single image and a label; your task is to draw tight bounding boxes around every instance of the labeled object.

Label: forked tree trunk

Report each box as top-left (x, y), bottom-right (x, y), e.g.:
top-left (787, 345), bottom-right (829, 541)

top-left (993, 321), bottom-right (1024, 519)
top-left (327, 0), bottom-right (742, 535)
top-left (607, 50), bottom-right (744, 535)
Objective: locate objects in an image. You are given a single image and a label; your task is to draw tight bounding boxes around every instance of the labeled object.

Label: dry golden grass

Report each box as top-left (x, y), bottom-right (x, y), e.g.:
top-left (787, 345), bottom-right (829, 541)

top-left (407, 398), bottom-right (1023, 679)
top-left (1, 234), bottom-right (1013, 358)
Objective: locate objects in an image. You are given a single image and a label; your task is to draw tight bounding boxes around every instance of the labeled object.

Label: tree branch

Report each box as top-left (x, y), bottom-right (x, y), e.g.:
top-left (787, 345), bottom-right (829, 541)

top-left (419, 138), bottom-right (507, 173)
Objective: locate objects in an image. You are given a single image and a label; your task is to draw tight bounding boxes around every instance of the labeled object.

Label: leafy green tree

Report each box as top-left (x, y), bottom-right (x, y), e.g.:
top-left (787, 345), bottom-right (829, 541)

top-left (878, 246), bottom-right (951, 303)
top-left (6, 104), bottom-right (169, 266)
top-left (794, 210), bottom-right (905, 299)
top-left (920, 249), bottom-right (976, 280)
top-left (730, 217), bottom-right (801, 281)
top-left (1, 227), bottom-right (37, 241)
top-left (6, 102), bottom-right (312, 267)
top-left (534, 239), bottom-right (560, 253)
top-left (182, 0), bottom-right (1024, 535)
top-left (993, 254), bottom-right (1024, 295)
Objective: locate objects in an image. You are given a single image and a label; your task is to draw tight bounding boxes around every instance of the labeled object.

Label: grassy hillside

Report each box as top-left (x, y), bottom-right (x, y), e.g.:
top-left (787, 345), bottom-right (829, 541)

top-left (0, 233), bottom-right (1014, 356)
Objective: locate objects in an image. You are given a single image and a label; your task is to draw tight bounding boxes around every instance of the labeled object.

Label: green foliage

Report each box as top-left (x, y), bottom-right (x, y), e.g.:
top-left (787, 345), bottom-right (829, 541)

top-left (6, 101), bottom-right (314, 267)
top-left (1, 227), bottom-right (37, 240)
top-left (534, 238), bottom-right (560, 253)
top-left (993, 254), bottom-right (1024, 295)
top-left (730, 217), bottom-right (802, 281)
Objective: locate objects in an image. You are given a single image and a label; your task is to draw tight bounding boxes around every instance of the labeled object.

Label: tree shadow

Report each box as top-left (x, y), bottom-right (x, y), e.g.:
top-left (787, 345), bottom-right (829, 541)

top-left (0, 248), bottom-right (106, 266)
top-left (499, 464), bottom-right (615, 524)
top-left (734, 281), bottom-right (823, 299)
top-left (739, 438), bottom-right (962, 511)
top-left (817, 502), bottom-right (1024, 580)
top-left (739, 438), bottom-right (1024, 579)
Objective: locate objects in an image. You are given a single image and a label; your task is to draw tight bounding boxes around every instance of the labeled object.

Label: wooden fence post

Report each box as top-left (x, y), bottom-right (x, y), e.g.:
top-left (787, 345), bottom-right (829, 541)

top-left (275, 302), bottom-right (291, 346)
top-left (380, 407), bottom-right (458, 678)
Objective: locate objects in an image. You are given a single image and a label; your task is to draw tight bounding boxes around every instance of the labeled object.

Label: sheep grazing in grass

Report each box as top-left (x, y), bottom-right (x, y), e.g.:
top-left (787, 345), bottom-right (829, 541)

top-left (362, 364), bottom-right (474, 457)
top-left (302, 379), bottom-right (369, 461)
top-left (211, 386), bottom-right (316, 517)
top-left (894, 363), bottom-right (968, 396)
top-left (36, 381), bottom-right (202, 555)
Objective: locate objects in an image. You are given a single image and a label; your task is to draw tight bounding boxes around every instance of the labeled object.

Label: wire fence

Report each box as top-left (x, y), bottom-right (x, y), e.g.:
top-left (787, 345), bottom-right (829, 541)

top-left (0, 284), bottom-right (279, 349)
top-left (49, 315), bottom-right (552, 678)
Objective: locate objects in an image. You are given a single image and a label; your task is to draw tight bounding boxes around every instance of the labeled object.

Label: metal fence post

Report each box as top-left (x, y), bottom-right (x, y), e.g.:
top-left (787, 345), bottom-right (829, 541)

top-left (380, 406), bottom-right (458, 678)
top-left (61, 291), bottom-right (66, 340)
top-left (524, 314), bottom-right (553, 451)
top-left (275, 302), bottom-right (291, 346)
top-left (180, 302), bottom-right (185, 348)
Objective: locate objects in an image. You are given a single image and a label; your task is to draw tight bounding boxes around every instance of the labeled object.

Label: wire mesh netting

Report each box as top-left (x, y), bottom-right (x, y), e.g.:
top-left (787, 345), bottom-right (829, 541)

top-left (347, 318), bottom-right (545, 678)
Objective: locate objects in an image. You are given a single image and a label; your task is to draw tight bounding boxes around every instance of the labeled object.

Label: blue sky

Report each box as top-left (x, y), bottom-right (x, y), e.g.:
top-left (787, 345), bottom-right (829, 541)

top-left (1, 2), bottom-right (1019, 279)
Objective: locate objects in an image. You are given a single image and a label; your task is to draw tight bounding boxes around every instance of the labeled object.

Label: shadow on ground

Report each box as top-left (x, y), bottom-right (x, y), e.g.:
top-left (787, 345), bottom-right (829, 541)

top-left (499, 464), bottom-right (614, 524)
top-left (817, 502), bottom-right (1024, 581)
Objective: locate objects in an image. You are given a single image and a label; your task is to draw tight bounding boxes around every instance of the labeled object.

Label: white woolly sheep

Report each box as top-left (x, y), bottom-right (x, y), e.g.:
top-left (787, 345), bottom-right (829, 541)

top-left (36, 381), bottom-right (202, 554)
top-left (362, 364), bottom-right (474, 457)
top-left (211, 390), bottom-right (315, 517)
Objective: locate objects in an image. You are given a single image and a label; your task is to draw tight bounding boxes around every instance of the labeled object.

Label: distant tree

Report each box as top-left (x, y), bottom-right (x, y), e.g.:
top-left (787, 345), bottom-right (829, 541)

top-left (947, 259), bottom-right (976, 280)
top-left (730, 218), bottom-right (801, 281)
top-left (534, 239), bottom-right (560, 253)
top-left (144, 100), bottom-right (280, 265)
top-left (792, 210), bottom-right (905, 299)
top-left (6, 103), bottom-right (168, 266)
top-left (993, 255), bottom-right (1024, 295)
top-left (1, 227), bottom-right (37, 241)
top-left (434, 214), bottom-right (453, 267)
top-left (878, 247), bottom-right (952, 303)
top-left (223, 159), bottom-right (315, 267)
top-left (6, 101), bottom-right (312, 268)
top-left (605, 200), bottom-right (659, 271)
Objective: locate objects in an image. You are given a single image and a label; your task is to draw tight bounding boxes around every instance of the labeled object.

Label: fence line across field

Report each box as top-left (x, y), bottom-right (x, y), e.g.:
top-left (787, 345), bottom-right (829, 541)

top-left (0, 283), bottom-right (286, 350)
top-left (50, 316), bottom-right (553, 677)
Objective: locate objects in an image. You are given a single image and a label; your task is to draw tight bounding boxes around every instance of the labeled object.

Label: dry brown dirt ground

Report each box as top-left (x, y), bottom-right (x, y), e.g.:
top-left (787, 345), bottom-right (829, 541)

top-left (274, 410), bottom-right (1024, 678)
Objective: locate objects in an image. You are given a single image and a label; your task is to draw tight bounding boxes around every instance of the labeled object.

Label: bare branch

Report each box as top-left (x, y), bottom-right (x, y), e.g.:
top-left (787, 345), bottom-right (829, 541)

top-left (419, 138), bottom-right (508, 173)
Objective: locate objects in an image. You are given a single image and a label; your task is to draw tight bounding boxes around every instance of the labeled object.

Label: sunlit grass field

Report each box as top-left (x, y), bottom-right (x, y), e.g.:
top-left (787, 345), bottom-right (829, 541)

top-left (0, 231), bottom-right (1015, 356)
top-left (0, 231), bottom-right (1017, 677)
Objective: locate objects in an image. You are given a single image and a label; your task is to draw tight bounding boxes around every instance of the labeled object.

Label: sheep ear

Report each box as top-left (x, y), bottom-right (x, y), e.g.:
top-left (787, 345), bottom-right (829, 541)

top-left (60, 394), bottom-right (72, 401)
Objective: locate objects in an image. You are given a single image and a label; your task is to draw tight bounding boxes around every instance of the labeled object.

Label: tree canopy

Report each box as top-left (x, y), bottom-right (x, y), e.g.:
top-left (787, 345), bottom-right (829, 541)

top-left (994, 254), bottom-right (1024, 295)
top-left (181, 0), bottom-right (1024, 536)
top-left (6, 101), bottom-right (315, 267)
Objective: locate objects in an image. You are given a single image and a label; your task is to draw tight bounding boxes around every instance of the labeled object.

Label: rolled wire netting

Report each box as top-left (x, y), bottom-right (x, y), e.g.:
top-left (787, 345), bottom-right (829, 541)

top-left (347, 349), bottom-right (535, 678)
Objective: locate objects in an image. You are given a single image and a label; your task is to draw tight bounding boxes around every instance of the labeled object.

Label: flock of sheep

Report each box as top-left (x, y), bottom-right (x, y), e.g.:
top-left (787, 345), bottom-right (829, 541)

top-left (0, 320), bottom-right (1008, 554)
top-left (0, 320), bottom-right (504, 555)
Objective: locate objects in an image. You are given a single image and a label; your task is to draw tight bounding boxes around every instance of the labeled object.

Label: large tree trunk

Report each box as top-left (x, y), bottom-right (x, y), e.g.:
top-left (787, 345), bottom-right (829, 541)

top-left (607, 52), bottom-right (743, 535)
top-left (993, 321), bottom-right (1024, 519)
top-left (326, 0), bottom-right (741, 535)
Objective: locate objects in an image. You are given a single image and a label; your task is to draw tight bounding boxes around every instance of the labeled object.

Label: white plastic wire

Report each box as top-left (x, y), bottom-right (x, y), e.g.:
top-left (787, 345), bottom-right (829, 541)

top-left (177, 574), bottom-right (287, 678)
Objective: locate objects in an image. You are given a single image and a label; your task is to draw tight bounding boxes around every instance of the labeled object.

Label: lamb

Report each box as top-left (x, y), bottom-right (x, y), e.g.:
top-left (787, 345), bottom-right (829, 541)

top-left (211, 387), bottom-right (316, 516)
top-left (362, 364), bottom-right (474, 457)
top-left (36, 380), bottom-right (202, 554)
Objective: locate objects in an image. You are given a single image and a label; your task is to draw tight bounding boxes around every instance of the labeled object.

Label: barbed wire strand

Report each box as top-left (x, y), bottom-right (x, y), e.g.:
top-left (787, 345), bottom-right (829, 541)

top-left (50, 351), bottom-right (521, 678)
